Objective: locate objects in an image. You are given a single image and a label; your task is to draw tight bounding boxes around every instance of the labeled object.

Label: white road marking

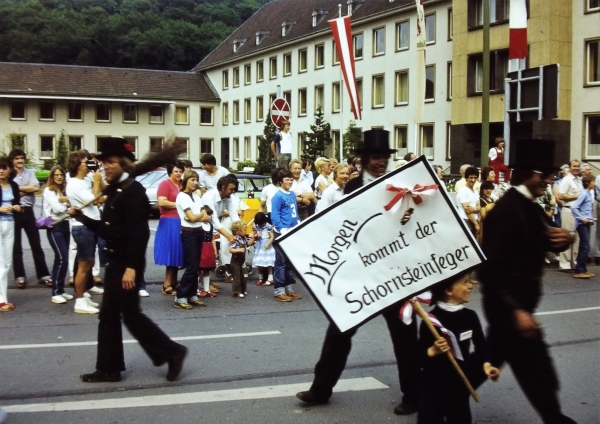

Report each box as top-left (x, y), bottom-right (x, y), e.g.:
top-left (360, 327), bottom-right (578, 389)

top-left (0, 331), bottom-right (281, 350)
top-left (535, 306), bottom-right (600, 316)
top-left (3, 377), bottom-right (388, 413)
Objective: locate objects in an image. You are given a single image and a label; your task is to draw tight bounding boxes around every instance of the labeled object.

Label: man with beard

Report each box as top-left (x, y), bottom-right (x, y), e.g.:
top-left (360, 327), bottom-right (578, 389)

top-left (69, 137), bottom-right (187, 383)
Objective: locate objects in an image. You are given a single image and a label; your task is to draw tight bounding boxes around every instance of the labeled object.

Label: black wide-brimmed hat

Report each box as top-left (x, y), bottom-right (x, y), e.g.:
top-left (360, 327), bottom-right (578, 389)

top-left (355, 129), bottom-right (396, 154)
top-left (96, 137), bottom-right (136, 162)
top-left (509, 138), bottom-right (558, 172)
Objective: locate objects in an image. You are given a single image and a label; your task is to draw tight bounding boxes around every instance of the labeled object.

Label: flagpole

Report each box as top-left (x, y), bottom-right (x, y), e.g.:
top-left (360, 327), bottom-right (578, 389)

top-left (481, 0), bottom-right (490, 168)
top-left (338, 3), bottom-right (343, 163)
top-left (412, 301), bottom-right (481, 402)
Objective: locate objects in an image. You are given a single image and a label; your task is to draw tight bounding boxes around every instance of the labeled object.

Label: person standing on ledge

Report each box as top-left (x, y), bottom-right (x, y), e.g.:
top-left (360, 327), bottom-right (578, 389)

top-left (296, 129), bottom-right (419, 416)
top-left (69, 137), bottom-right (187, 383)
top-left (271, 120), bottom-right (293, 169)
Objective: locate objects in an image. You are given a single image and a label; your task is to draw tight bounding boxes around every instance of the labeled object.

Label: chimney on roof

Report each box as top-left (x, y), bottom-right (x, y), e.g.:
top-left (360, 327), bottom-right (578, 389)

top-left (312, 10), bottom-right (328, 28)
top-left (256, 31), bottom-right (270, 46)
top-left (281, 21), bottom-right (296, 37)
top-left (347, 0), bottom-right (365, 15)
top-left (233, 38), bottom-right (247, 53)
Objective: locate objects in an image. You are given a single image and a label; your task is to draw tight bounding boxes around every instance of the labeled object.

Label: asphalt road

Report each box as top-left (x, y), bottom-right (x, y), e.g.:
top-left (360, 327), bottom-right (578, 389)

top-left (0, 213), bottom-right (598, 424)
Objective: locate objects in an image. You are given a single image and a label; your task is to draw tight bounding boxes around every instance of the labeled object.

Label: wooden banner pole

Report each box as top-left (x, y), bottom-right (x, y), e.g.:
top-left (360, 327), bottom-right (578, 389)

top-left (412, 301), bottom-right (481, 402)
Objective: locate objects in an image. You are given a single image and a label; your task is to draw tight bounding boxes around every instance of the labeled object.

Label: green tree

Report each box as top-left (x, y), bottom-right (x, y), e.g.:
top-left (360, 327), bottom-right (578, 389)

top-left (303, 108), bottom-right (331, 162)
top-left (56, 129), bottom-right (69, 168)
top-left (256, 112), bottom-right (276, 175)
top-left (341, 120), bottom-right (362, 159)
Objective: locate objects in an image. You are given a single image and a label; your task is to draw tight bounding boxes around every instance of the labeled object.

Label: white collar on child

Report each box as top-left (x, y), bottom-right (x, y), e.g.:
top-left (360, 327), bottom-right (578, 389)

top-left (436, 301), bottom-right (465, 312)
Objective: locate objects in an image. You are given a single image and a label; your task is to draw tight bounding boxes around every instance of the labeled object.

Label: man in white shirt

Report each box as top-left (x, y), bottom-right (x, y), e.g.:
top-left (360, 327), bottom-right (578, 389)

top-left (260, 167), bottom-right (283, 221)
top-left (289, 159), bottom-right (316, 221)
top-left (201, 176), bottom-right (240, 243)
top-left (270, 120), bottom-right (293, 169)
top-left (198, 154), bottom-right (229, 196)
top-left (558, 160), bottom-right (583, 270)
top-left (454, 164), bottom-right (471, 192)
top-left (456, 166), bottom-right (481, 237)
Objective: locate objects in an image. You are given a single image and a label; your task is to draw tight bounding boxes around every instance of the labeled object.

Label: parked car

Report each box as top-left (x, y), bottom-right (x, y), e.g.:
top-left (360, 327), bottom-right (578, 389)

top-left (234, 173), bottom-right (271, 200)
top-left (135, 168), bottom-right (168, 215)
top-left (25, 164), bottom-right (50, 183)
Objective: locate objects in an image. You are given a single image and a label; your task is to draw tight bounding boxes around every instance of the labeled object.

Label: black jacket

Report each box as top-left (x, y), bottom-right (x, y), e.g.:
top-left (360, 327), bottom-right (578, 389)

top-left (80, 178), bottom-right (150, 271)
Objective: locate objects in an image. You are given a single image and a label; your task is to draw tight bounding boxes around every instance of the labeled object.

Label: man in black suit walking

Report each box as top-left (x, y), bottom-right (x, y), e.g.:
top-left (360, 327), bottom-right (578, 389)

top-left (296, 129), bottom-right (419, 415)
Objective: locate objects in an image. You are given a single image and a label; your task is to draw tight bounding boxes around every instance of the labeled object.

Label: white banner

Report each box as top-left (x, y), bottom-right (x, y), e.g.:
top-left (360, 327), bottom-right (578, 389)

top-left (275, 158), bottom-right (485, 332)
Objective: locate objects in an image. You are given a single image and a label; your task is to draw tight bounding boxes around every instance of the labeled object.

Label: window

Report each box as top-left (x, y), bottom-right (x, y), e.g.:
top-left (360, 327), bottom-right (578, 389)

top-left (244, 136), bottom-right (252, 160)
top-left (68, 136), bottom-right (82, 150)
top-left (255, 135), bottom-right (262, 159)
top-left (233, 67), bottom-right (240, 87)
top-left (243, 64), bottom-right (251, 85)
top-left (314, 85), bottom-right (324, 111)
top-left (150, 137), bottom-right (163, 153)
top-left (586, 39), bottom-right (600, 85)
top-left (298, 49), bottom-right (308, 72)
top-left (445, 122), bottom-right (452, 160)
top-left (233, 137), bottom-right (240, 161)
top-left (223, 102), bottom-right (229, 125)
top-left (40, 136), bottom-right (54, 158)
top-left (269, 57), bottom-right (277, 79)
top-left (298, 88), bottom-right (307, 116)
top-left (585, 115), bottom-right (600, 157)
top-left (447, 62), bottom-right (453, 100)
top-left (96, 103), bottom-right (110, 122)
top-left (298, 132), bottom-right (307, 153)
top-left (200, 138), bottom-right (213, 155)
top-left (244, 98), bottom-right (251, 122)
top-left (332, 82), bottom-right (341, 112)
top-left (419, 124), bottom-right (434, 160)
top-left (256, 96), bottom-right (264, 121)
top-left (356, 78), bottom-right (363, 108)
top-left (331, 130), bottom-right (340, 152)
top-left (373, 27), bottom-right (385, 56)
top-left (283, 53), bottom-right (292, 76)
top-left (121, 137), bottom-right (137, 157)
top-left (394, 126), bottom-right (408, 159)
top-left (39, 101), bottom-right (54, 121)
top-left (256, 60), bottom-right (264, 82)
top-left (396, 21), bottom-right (409, 51)
top-left (425, 13), bottom-right (436, 44)
top-left (354, 33), bottom-right (363, 59)
top-left (447, 8), bottom-right (453, 41)
top-left (10, 100), bottom-right (26, 120)
top-left (468, 49), bottom-right (509, 94)
top-left (332, 40), bottom-right (339, 65)
top-left (372, 74), bottom-right (385, 108)
top-left (175, 137), bottom-right (189, 159)
top-left (200, 107), bottom-right (213, 125)
top-left (68, 102), bottom-right (83, 121)
top-left (587, 0), bottom-right (600, 12)
top-left (233, 101), bottom-right (240, 124)
top-left (395, 70), bottom-right (409, 105)
top-left (222, 70), bottom-right (229, 90)
top-left (149, 104), bottom-right (163, 124)
top-left (175, 106), bottom-right (189, 124)
top-left (123, 103), bottom-right (138, 123)
top-left (283, 90), bottom-right (291, 106)
top-left (315, 44), bottom-right (325, 69)
top-left (468, 0), bottom-right (509, 28)
top-left (269, 93), bottom-right (276, 106)
top-left (425, 65), bottom-right (435, 101)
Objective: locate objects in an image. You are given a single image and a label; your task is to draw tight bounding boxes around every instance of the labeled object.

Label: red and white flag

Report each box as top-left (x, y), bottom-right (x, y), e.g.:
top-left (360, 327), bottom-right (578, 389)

top-left (329, 15), bottom-right (362, 120)
top-left (509, 0), bottom-right (528, 59)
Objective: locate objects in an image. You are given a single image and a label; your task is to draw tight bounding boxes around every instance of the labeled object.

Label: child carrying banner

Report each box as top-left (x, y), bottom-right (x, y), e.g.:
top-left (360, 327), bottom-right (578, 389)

top-left (418, 273), bottom-right (500, 424)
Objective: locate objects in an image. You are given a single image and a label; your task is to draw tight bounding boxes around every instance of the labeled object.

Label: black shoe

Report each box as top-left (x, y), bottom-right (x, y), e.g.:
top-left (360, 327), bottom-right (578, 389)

top-left (81, 370), bottom-right (121, 383)
top-left (296, 391), bottom-right (329, 405)
top-left (166, 345), bottom-right (188, 382)
top-left (394, 402), bottom-right (417, 415)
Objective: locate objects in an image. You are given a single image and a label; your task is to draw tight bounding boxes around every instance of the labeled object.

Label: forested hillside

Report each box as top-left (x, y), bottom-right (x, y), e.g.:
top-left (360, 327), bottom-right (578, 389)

top-left (0, 0), bottom-right (267, 71)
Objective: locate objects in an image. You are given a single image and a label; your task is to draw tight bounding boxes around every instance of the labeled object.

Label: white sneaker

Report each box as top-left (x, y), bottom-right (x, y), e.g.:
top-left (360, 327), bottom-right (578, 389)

top-left (74, 298), bottom-right (99, 314)
top-left (83, 292), bottom-right (91, 298)
top-left (139, 289), bottom-right (150, 297)
top-left (87, 286), bottom-right (104, 295)
top-left (52, 295), bottom-right (67, 304)
top-left (61, 293), bottom-right (74, 301)
top-left (86, 297), bottom-right (99, 308)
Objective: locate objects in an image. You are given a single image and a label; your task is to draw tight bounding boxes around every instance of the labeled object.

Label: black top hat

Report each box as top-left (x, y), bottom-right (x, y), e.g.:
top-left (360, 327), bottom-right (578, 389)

top-left (355, 129), bottom-right (396, 154)
top-left (509, 138), bottom-right (558, 172)
top-left (96, 137), bottom-right (136, 162)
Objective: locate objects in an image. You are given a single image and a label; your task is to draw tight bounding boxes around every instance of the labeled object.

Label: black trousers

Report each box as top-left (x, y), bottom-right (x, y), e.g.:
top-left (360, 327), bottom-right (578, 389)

top-left (96, 263), bottom-right (180, 373)
top-left (13, 208), bottom-right (50, 279)
top-left (309, 304), bottom-right (419, 405)
top-left (417, 379), bottom-right (471, 424)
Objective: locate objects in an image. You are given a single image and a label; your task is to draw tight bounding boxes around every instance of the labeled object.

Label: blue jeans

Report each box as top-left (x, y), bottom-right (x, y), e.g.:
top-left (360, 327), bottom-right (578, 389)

top-left (575, 224), bottom-right (590, 274)
top-left (47, 221), bottom-right (70, 296)
top-left (273, 230), bottom-right (295, 296)
top-left (176, 230), bottom-right (203, 301)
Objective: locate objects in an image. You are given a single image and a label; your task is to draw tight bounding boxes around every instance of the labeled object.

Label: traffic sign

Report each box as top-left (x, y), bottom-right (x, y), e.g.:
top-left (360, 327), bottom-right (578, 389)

top-left (270, 98), bottom-right (290, 128)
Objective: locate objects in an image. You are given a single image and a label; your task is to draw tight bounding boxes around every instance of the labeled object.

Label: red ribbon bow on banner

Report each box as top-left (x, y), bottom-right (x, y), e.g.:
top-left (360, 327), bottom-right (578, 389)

top-left (384, 183), bottom-right (439, 214)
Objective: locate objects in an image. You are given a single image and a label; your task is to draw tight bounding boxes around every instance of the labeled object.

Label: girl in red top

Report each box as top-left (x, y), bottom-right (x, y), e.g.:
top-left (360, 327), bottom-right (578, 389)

top-left (488, 137), bottom-right (511, 184)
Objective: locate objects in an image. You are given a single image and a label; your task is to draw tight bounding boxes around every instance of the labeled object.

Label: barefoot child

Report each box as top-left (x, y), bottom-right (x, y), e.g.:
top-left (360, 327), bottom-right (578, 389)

top-left (229, 220), bottom-right (254, 298)
top-left (252, 212), bottom-right (275, 286)
top-left (418, 273), bottom-right (500, 424)
top-left (198, 206), bottom-right (218, 298)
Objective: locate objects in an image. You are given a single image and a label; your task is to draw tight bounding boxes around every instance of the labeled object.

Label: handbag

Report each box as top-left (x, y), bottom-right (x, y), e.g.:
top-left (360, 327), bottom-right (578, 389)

top-left (35, 195), bottom-right (54, 229)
